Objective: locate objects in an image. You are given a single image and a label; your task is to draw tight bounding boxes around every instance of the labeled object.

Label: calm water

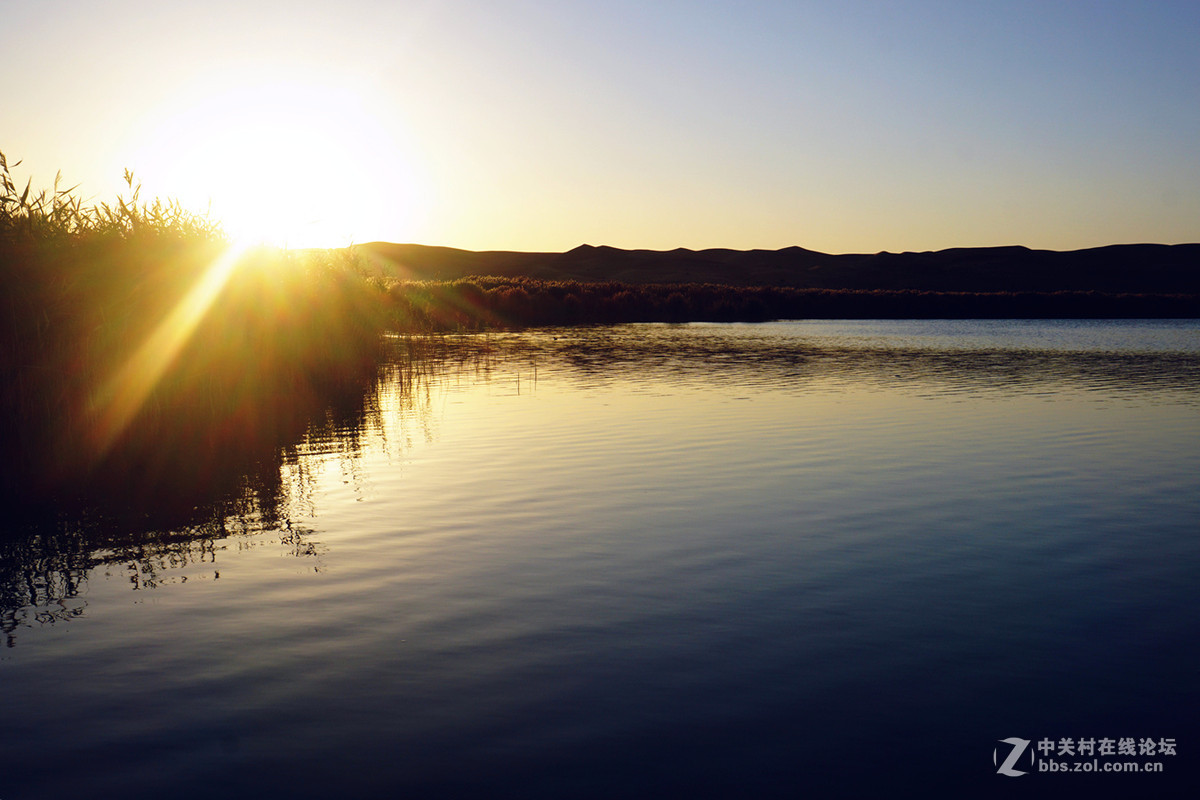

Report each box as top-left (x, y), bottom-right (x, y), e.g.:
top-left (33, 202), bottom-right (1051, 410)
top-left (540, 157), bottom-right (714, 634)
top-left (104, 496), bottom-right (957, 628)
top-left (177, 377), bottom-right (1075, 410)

top-left (3, 320), bottom-right (1199, 798)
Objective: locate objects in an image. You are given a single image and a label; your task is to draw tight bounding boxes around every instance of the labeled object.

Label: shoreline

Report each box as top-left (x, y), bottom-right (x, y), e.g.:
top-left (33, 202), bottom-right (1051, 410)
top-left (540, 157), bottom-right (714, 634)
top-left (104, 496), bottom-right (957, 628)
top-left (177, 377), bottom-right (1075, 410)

top-left (379, 277), bottom-right (1199, 330)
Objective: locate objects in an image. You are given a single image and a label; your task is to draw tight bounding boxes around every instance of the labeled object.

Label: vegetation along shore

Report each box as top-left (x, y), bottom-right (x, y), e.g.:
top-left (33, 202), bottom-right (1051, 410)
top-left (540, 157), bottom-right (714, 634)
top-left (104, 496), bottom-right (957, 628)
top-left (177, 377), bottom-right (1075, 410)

top-left (2, 153), bottom-right (1196, 510)
top-left (1, 154), bottom-right (386, 510)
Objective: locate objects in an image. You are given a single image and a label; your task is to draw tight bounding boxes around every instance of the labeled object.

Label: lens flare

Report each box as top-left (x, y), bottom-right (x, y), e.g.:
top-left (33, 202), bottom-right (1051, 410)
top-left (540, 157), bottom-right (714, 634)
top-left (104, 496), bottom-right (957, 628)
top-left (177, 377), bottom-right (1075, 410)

top-left (87, 242), bottom-right (248, 457)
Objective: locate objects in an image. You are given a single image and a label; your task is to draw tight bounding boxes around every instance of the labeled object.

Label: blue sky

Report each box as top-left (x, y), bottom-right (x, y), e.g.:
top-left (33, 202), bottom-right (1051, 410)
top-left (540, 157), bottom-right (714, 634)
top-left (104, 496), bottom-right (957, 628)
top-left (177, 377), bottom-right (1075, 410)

top-left (4, 0), bottom-right (1198, 251)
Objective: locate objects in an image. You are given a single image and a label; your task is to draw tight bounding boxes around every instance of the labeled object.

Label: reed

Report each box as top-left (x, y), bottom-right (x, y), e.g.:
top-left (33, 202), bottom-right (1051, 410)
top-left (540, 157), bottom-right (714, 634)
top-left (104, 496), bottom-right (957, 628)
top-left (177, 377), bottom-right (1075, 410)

top-left (2, 152), bottom-right (222, 243)
top-left (1, 153), bottom-right (388, 506)
top-left (380, 276), bottom-right (1199, 332)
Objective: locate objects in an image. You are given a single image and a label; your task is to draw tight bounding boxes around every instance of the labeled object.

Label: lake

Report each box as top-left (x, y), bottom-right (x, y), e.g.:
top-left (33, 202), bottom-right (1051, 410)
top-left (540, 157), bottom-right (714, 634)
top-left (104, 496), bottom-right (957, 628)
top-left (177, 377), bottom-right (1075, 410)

top-left (3, 319), bottom-right (1199, 798)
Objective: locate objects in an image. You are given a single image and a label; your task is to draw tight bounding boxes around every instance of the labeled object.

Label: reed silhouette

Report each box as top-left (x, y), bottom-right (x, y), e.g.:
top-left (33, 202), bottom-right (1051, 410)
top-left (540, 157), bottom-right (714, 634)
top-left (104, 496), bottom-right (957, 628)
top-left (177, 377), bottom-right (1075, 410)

top-left (1, 154), bottom-right (388, 507)
top-left (381, 276), bottom-right (1198, 331)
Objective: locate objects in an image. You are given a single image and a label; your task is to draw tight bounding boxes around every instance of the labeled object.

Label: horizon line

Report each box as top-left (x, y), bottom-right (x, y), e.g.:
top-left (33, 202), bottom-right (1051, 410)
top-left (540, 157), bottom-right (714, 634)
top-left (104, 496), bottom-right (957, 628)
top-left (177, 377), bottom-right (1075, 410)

top-left (344, 240), bottom-right (1200, 256)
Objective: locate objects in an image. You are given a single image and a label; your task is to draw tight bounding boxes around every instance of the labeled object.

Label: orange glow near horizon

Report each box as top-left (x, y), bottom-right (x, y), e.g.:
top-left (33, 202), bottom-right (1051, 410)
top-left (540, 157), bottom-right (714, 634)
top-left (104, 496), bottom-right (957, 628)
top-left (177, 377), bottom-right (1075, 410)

top-left (124, 72), bottom-right (426, 249)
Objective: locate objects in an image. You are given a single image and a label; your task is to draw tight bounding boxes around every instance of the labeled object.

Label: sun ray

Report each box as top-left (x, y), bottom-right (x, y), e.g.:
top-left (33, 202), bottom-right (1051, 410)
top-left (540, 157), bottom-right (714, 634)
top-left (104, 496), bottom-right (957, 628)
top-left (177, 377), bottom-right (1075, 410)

top-left (86, 242), bottom-right (249, 457)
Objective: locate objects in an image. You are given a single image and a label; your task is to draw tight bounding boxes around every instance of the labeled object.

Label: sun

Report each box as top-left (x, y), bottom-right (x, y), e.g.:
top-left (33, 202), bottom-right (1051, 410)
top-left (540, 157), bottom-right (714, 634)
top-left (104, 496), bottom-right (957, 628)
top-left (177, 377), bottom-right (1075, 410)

top-left (125, 72), bottom-right (425, 249)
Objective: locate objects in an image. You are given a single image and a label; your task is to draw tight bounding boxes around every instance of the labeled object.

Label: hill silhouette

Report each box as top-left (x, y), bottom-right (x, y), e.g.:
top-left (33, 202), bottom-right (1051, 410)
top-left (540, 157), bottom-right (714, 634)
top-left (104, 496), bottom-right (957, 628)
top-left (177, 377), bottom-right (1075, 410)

top-left (355, 242), bottom-right (1200, 294)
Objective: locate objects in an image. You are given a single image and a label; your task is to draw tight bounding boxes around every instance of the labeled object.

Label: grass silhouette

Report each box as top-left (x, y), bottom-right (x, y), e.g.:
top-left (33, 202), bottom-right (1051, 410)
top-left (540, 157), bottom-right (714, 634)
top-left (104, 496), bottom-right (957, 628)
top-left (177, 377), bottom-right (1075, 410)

top-left (1, 153), bottom-right (387, 507)
top-left (379, 276), bottom-right (1198, 331)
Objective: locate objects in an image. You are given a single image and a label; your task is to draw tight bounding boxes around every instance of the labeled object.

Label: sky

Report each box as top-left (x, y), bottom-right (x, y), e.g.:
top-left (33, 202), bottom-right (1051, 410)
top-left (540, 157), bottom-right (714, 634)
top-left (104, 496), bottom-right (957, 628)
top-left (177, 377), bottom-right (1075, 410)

top-left (4, 0), bottom-right (1199, 252)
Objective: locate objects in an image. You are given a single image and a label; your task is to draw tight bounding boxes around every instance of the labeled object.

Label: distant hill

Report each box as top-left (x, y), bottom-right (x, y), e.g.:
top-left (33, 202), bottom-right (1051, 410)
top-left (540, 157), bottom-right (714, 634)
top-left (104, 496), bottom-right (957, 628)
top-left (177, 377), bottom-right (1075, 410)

top-left (353, 242), bottom-right (1200, 294)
